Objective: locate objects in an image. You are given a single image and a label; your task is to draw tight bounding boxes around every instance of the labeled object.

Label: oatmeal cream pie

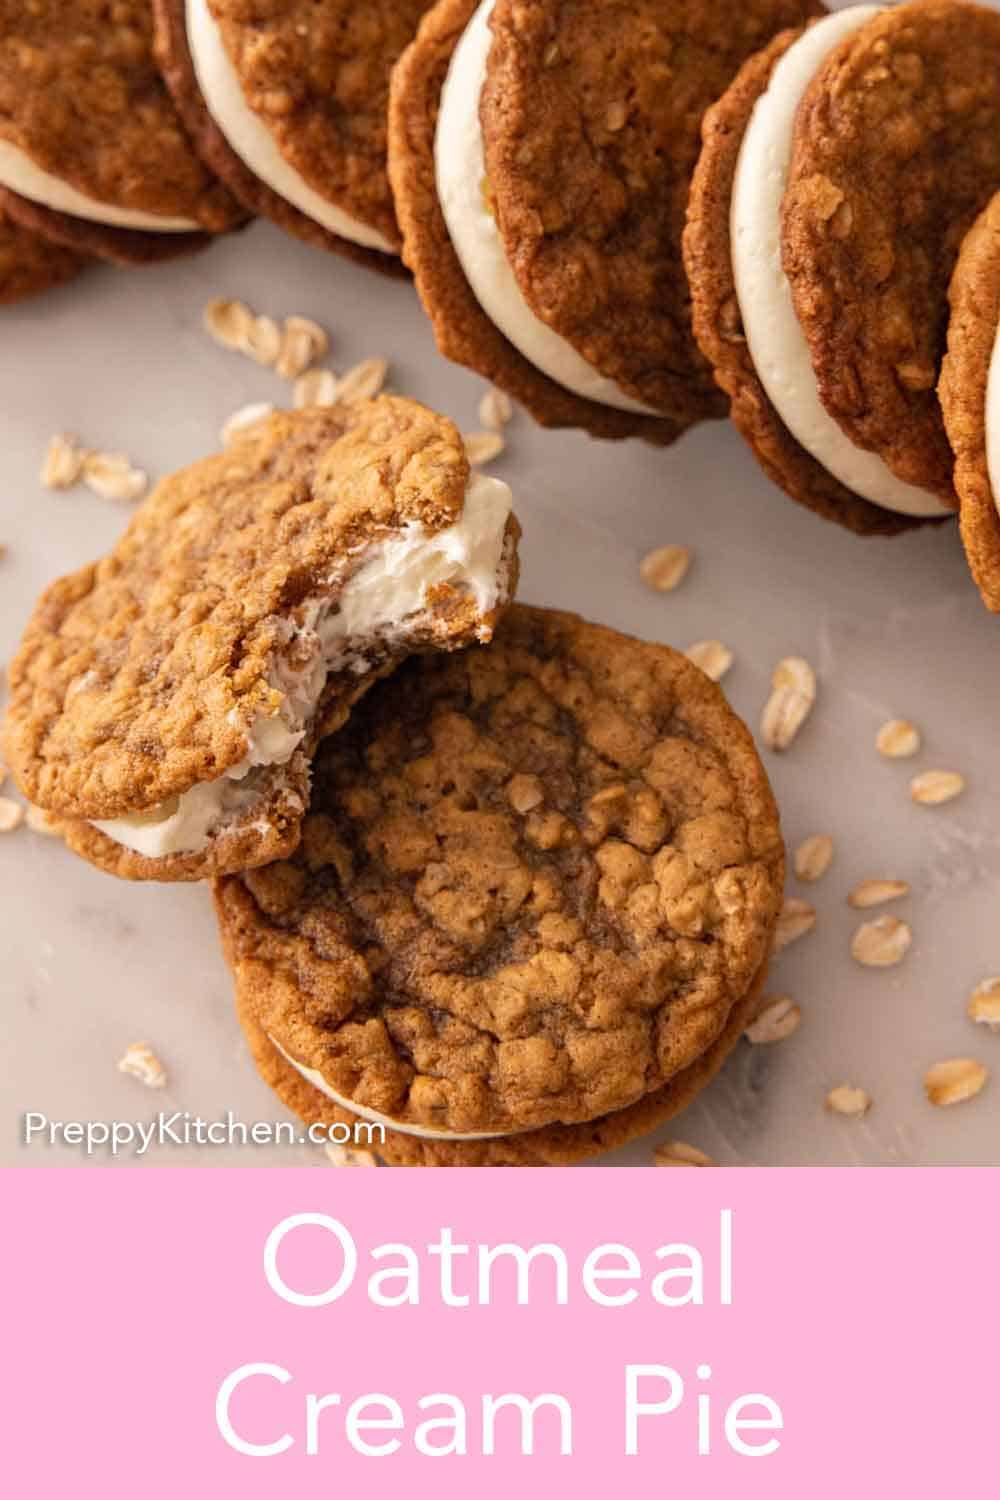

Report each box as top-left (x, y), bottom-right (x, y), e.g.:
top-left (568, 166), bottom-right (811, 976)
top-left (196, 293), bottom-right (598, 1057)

top-left (940, 191), bottom-right (1000, 612)
top-left (388, 0), bottom-right (819, 444)
top-left (684, 3), bottom-right (991, 532)
top-left (0, 207), bottom-right (85, 305)
top-left (214, 605), bottom-right (785, 1163)
top-left (0, 1), bottom-right (246, 266)
top-left (3, 398), bottom-right (519, 882)
top-left (154, 0), bottom-right (433, 272)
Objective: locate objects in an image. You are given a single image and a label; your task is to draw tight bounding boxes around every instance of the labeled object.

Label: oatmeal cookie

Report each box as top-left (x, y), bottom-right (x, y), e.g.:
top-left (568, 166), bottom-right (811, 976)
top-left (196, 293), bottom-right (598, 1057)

top-left (940, 191), bottom-right (1000, 612)
top-left (0, 207), bottom-right (85, 304)
top-left (4, 398), bottom-right (519, 881)
top-left (214, 605), bottom-right (784, 1140)
top-left (782, 0), bottom-right (1000, 501)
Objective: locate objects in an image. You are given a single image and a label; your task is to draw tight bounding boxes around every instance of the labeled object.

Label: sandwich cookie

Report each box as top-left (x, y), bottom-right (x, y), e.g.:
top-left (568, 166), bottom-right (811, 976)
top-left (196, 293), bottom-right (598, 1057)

top-left (154, 0), bottom-right (433, 273)
top-left (781, 0), bottom-right (1000, 504)
top-left (940, 191), bottom-right (1000, 612)
top-left (388, 0), bottom-right (819, 445)
top-left (685, 5), bottom-right (962, 533)
top-left (0, 208), bottom-right (85, 305)
top-left (0, 1), bottom-right (246, 266)
top-left (214, 605), bottom-right (785, 1161)
top-left (3, 398), bottom-right (519, 882)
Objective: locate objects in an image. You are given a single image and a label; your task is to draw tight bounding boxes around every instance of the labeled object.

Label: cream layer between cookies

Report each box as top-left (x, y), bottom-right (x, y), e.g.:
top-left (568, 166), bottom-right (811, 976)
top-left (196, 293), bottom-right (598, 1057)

top-left (984, 321), bottom-right (1000, 518)
top-left (92, 474), bottom-right (513, 859)
top-left (730, 5), bottom-right (950, 519)
top-left (271, 1034), bottom-right (519, 1141)
top-left (0, 141), bottom-right (200, 233)
top-left (435, 0), bottom-right (657, 417)
top-left (185, 0), bottom-right (395, 255)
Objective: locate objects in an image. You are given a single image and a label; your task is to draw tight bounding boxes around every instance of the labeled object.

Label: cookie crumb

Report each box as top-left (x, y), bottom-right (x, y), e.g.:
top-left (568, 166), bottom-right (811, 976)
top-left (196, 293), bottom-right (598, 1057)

top-left (910, 769), bottom-right (965, 805)
top-left (40, 433), bottom-right (85, 489)
top-left (293, 369), bottom-right (338, 409)
top-left (793, 833), bottom-right (834, 883)
top-left (848, 878), bottom-right (910, 909)
top-left (685, 639), bottom-right (733, 681)
top-left (923, 1058), bottom-right (988, 1108)
top-left (772, 897), bottom-right (816, 952)
top-left (876, 718), bottom-right (921, 758)
top-left (825, 1084), bottom-right (872, 1118)
top-left (221, 402), bottom-right (274, 447)
top-left (851, 914), bottom-right (911, 967)
top-left (0, 797), bottom-right (24, 832)
top-left (745, 994), bottom-right (801, 1044)
top-left (336, 357), bottom-right (388, 404)
top-left (761, 657), bottom-right (816, 750)
top-left (639, 544), bottom-right (692, 593)
top-left (652, 1140), bottom-right (717, 1167)
top-left (968, 977), bottom-right (1000, 1030)
top-left (324, 1142), bottom-right (379, 1168)
top-left (464, 430), bottom-right (505, 466)
top-left (117, 1042), bottom-right (167, 1089)
top-left (479, 387), bottom-right (513, 429)
top-left (275, 315), bottom-right (329, 379)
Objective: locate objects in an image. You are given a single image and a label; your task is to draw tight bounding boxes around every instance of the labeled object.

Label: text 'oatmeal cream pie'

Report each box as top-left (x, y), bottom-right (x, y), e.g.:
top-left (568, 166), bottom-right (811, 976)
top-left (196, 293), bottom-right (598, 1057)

top-left (3, 398), bottom-right (520, 882)
top-left (686, 0), bottom-right (1000, 533)
top-left (215, 605), bottom-right (785, 1165)
top-left (154, 0), bottom-right (434, 273)
top-left (388, 0), bottom-right (819, 445)
top-left (0, 1), bottom-right (246, 265)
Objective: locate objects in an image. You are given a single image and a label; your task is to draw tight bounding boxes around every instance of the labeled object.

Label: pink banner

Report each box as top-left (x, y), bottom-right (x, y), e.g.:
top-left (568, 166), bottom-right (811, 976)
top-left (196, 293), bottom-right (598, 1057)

top-left (4, 1168), bottom-right (994, 1493)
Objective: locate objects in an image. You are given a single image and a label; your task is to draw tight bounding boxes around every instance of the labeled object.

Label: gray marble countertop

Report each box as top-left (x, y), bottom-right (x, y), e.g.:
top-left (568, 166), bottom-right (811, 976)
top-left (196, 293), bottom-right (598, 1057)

top-left (2, 219), bottom-right (997, 1167)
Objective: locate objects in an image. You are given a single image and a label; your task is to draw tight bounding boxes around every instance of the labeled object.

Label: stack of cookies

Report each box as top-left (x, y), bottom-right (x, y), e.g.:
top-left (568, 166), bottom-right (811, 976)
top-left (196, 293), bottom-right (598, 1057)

top-left (3, 395), bottom-right (785, 1166)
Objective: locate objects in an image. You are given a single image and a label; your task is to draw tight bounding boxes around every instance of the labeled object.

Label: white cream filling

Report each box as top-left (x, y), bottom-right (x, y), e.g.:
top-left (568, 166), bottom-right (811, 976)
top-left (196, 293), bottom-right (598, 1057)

top-left (984, 317), bottom-right (1000, 518)
top-left (91, 473), bottom-right (513, 859)
top-left (730, 5), bottom-right (951, 519)
top-left (0, 139), bottom-right (200, 233)
top-left (271, 1034), bottom-right (518, 1142)
top-left (185, 0), bottom-right (394, 254)
top-left (435, 0), bottom-right (657, 417)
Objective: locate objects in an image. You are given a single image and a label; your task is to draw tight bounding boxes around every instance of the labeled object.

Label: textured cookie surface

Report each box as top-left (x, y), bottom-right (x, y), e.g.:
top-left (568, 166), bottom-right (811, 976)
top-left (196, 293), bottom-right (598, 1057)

top-left (0, 208), bottom-right (84, 303)
top-left (782, 0), bottom-right (1000, 501)
top-left (235, 960), bottom-right (768, 1166)
top-left (684, 25), bottom-right (937, 537)
top-left (0, 1), bottom-right (242, 234)
top-left (387, 0), bottom-right (686, 444)
top-left (4, 399), bottom-right (476, 822)
top-left (153, 0), bottom-right (408, 275)
top-left (940, 191), bottom-right (1000, 612)
top-left (215, 605), bottom-right (784, 1138)
top-left (480, 0), bottom-right (820, 422)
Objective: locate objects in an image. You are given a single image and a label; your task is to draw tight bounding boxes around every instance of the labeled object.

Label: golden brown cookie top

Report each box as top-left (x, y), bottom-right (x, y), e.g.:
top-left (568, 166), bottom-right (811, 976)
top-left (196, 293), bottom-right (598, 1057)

top-left (215, 605), bottom-right (784, 1138)
top-left (0, 207), bottom-right (85, 304)
top-left (4, 399), bottom-right (476, 820)
top-left (479, 0), bottom-right (820, 422)
top-left (0, 0), bottom-right (240, 230)
top-left (940, 190), bottom-right (1000, 612)
top-left (782, 0), bottom-right (1000, 502)
top-left (206, 0), bottom-right (434, 248)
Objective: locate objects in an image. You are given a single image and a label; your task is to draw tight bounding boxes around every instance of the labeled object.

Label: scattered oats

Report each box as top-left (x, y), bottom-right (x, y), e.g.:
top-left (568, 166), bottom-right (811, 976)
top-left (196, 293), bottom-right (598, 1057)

top-left (639, 544), bottom-right (692, 593)
top-left (220, 401), bottom-right (274, 447)
top-left (293, 368), bottom-right (339, 409)
top-left (848, 878), bottom-right (909, 909)
top-left (968, 977), bottom-right (1000, 1031)
top-left (82, 451), bottom-right (148, 503)
top-left (825, 1084), bottom-right (872, 1119)
top-left (761, 656), bottom-right (816, 750)
top-left (653, 1140), bottom-right (717, 1168)
top-left (851, 914), bottom-right (911, 967)
top-left (0, 797), bottom-right (24, 832)
top-left (478, 386), bottom-right (513, 429)
top-left (40, 432), bottom-right (85, 489)
top-left (923, 1057), bottom-right (988, 1108)
top-left (794, 833), bottom-right (834, 883)
top-left (117, 1042), bottom-right (167, 1090)
top-left (25, 803), bottom-right (58, 836)
top-left (685, 639), bottom-right (734, 681)
top-left (275, 315), bottom-right (330, 379)
top-left (772, 897), bottom-right (817, 952)
top-left (203, 297), bottom-right (253, 350)
top-left (745, 994), bottom-right (801, 1045)
top-left (335, 356), bottom-right (388, 404)
top-left (605, 100), bottom-right (628, 131)
top-left (241, 313), bottom-right (282, 366)
top-left (876, 718), bottom-right (921, 758)
top-left (324, 1142), bottom-right (379, 1168)
top-left (463, 429), bottom-right (505, 466)
top-left (910, 769), bottom-right (965, 806)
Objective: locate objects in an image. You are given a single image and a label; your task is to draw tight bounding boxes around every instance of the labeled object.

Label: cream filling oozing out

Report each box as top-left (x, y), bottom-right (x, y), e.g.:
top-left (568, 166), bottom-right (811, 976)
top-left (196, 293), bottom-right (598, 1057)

top-left (185, 0), bottom-right (395, 254)
top-left (271, 1034), bottom-right (519, 1142)
top-left (0, 140), bottom-right (200, 233)
top-left (91, 474), bottom-right (513, 859)
top-left (434, 0), bottom-right (657, 417)
top-left (984, 317), bottom-right (1000, 519)
top-left (730, 5), bottom-right (951, 518)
